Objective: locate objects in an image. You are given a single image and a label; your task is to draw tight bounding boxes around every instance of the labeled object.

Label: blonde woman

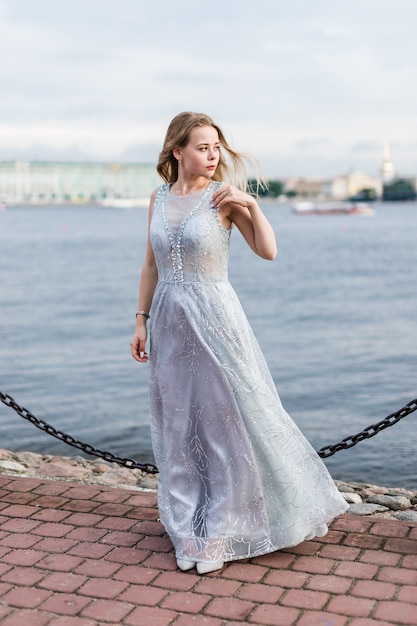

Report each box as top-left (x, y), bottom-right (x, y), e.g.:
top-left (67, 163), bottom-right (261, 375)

top-left (131, 112), bottom-right (348, 575)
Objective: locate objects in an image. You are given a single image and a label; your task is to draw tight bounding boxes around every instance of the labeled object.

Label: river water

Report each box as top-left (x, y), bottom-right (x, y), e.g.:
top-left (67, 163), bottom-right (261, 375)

top-left (1, 200), bottom-right (416, 488)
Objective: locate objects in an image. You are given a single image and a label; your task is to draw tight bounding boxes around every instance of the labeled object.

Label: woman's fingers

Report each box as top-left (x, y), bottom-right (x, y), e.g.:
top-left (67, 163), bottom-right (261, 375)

top-left (131, 338), bottom-right (148, 362)
top-left (213, 185), bottom-right (247, 209)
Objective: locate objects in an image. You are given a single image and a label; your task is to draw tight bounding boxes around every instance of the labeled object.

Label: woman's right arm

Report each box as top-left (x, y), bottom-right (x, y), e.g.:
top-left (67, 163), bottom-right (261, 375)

top-left (131, 190), bottom-right (159, 363)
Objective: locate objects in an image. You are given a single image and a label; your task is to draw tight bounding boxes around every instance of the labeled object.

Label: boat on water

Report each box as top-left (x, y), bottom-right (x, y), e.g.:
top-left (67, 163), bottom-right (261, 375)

top-left (99, 198), bottom-right (149, 209)
top-left (292, 201), bottom-right (375, 216)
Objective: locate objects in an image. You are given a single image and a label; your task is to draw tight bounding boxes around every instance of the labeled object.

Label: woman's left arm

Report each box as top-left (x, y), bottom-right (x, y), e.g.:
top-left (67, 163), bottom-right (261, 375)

top-left (213, 185), bottom-right (277, 260)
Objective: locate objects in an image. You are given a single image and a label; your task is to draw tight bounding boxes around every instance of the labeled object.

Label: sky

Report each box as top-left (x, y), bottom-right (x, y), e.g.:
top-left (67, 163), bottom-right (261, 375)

top-left (1, 0), bottom-right (416, 178)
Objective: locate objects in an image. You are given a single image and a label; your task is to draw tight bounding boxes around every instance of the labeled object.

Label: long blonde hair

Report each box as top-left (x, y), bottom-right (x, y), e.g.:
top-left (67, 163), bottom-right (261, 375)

top-left (157, 112), bottom-right (252, 191)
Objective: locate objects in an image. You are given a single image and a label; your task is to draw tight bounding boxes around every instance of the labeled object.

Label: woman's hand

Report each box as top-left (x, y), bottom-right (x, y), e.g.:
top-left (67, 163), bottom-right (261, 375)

top-left (212, 185), bottom-right (255, 212)
top-left (131, 324), bottom-right (148, 363)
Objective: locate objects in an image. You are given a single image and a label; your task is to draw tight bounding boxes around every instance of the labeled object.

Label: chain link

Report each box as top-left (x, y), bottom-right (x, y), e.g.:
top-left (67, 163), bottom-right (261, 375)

top-left (0, 391), bottom-right (158, 474)
top-left (317, 398), bottom-right (417, 458)
top-left (1, 390), bottom-right (416, 471)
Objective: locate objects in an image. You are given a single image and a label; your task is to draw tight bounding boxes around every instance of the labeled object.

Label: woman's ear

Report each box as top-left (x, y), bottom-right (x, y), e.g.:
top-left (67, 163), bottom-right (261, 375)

top-left (173, 147), bottom-right (182, 162)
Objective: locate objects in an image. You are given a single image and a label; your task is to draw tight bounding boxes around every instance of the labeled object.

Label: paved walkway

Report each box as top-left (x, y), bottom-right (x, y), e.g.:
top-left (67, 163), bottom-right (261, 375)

top-left (0, 475), bottom-right (416, 625)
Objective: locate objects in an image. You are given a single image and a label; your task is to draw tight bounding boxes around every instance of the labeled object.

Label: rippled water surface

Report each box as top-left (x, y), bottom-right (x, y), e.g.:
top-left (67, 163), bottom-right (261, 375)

top-left (1, 201), bottom-right (416, 487)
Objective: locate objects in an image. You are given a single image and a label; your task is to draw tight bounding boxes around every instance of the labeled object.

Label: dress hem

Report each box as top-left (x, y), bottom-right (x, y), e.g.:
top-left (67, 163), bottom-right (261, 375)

top-left (170, 504), bottom-right (349, 564)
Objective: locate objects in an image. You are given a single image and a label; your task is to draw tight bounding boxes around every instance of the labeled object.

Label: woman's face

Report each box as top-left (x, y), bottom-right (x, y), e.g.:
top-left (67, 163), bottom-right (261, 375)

top-left (176, 125), bottom-right (220, 179)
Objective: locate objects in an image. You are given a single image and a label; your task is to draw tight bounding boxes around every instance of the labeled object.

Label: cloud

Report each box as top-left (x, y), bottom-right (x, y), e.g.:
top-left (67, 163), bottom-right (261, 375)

top-left (0, 143), bottom-right (99, 162)
top-left (120, 142), bottom-right (161, 163)
top-left (296, 138), bottom-right (333, 151)
top-left (349, 141), bottom-right (382, 153)
top-left (0, 0), bottom-right (416, 176)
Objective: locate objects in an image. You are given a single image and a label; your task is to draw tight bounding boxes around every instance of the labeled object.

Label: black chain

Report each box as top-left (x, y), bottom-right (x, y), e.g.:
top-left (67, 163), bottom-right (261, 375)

top-left (317, 398), bottom-right (417, 458)
top-left (0, 391), bottom-right (158, 474)
top-left (1, 390), bottom-right (417, 471)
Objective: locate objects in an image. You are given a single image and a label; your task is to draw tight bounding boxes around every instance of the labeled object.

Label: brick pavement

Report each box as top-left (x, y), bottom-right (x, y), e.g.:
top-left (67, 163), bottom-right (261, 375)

top-left (0, 475), bottom-right (417, 625)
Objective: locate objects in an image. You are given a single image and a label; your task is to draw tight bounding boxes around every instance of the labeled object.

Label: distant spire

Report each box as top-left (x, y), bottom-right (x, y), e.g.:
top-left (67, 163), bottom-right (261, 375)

top-left (381, 144), bottom-right (395, 183)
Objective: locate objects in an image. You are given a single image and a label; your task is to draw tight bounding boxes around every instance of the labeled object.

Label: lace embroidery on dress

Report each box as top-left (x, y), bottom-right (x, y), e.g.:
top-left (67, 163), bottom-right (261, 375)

top-left (147, 182), bottom-right (349, 564)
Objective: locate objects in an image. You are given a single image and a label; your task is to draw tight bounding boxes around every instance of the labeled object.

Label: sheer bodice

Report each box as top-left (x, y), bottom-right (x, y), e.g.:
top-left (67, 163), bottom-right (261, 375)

top-left (150, 182), bottom-right (229, 284)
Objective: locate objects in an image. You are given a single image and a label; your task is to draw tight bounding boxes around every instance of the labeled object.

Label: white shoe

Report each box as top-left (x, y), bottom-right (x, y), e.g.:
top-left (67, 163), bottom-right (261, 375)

top-left (196, 560), bottom-right (224, 575)
top-left (177, 559), bottom-right (195, 571)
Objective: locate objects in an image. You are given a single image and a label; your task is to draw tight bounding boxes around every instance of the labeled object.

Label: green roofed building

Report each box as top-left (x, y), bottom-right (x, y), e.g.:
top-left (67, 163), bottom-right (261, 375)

top-left (0, 161), bottom-right (161, 206)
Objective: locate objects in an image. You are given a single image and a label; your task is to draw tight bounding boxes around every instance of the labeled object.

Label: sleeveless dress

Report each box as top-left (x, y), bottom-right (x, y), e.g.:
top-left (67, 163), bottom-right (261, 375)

top-left (148, 181), bottom-right (348, 564)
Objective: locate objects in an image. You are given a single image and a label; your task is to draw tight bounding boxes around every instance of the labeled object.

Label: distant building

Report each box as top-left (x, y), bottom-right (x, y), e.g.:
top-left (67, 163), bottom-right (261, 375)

top-left (284, 177), bottom-right (323, 198)
top-left (323, 172), bottom-right (382, 200)
top-left (380, 145), bottom-right (396, 184)
top-left (285, 172), bottom-right (381, 200)
top-left (0, 161), bottom-right (161, 205)
top-left (283, 144), bottom-right (407, 200)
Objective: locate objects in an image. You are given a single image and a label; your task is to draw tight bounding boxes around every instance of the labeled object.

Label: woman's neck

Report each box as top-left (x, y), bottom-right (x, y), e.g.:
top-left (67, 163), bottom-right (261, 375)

top-left (170, 177), bottom-right (210, 196)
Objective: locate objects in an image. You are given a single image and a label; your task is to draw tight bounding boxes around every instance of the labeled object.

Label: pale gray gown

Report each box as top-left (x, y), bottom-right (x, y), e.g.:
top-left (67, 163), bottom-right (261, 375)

top-left (148, 181), bottom-right (348, 564)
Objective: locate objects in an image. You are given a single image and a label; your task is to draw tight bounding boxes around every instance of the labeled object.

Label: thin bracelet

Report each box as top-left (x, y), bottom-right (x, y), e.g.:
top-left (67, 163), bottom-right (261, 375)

top-left (136, 310), bottom-right (150, 320)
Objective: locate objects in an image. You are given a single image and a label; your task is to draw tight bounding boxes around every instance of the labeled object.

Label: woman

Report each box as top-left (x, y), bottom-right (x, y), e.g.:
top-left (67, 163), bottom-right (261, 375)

top-left (131, 112), bottom-right (348, 575)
